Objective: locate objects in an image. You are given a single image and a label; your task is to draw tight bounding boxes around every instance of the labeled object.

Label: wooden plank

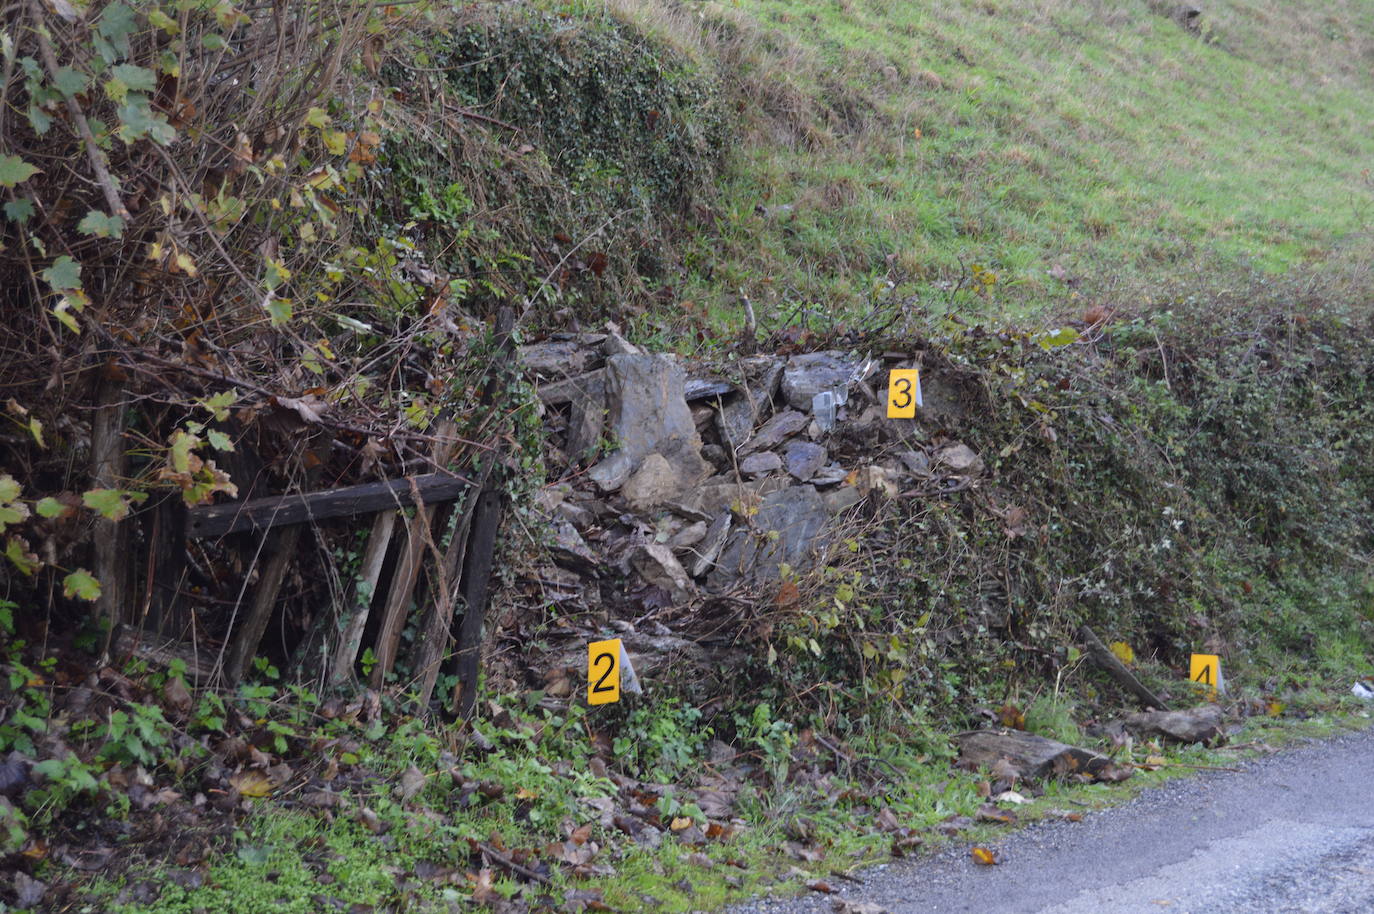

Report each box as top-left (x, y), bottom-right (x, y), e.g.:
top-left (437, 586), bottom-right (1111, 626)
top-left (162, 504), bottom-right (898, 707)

top-left (1078, 624), bottom-right (1170, 711)
top-left (450, 487), bottom-right (502, 720)
top-left (327, 509), bottom-right (397, 687)
top-left (449, 307), bottom-right (516, 720)
top-left (370, 420), bottom-right (461, 688)
top-left (222, 433), bottom-right (332, 683)
top-left (185, 472), bottom-right (470, 538)
top-left (90, 376), bottom-right (130, 635)
top-left (409, 487), bottom-right (478, 709)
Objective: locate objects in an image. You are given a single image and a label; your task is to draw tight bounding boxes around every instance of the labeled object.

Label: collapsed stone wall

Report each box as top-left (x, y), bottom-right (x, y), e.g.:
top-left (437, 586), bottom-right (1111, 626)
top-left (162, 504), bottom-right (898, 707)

top-left (513, 329), bottom-right (990, 693)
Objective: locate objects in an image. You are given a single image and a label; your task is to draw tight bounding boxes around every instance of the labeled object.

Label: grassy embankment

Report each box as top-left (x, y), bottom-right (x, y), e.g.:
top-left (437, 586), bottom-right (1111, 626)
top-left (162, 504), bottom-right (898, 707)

top-left (615, 0), bottom-right (1374, 327)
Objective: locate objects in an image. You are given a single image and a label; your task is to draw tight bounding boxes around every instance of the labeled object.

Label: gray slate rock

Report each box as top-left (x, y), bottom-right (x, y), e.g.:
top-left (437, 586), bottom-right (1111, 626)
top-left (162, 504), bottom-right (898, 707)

top-left (518, 340), bottom-right (592, 377)
top-left (784, 440), bottom-right (827, 481)
top-left (622, 453), bottom-right (680, 511)
top-left (668, 520), bottom-right (708, 549)
top-left (631, 544), bottom-right (696, 603)
top-left (708, 485), bottom-right (831, 589)
top-left (677, 476), bottom-right (790, 518)
top-left (739, 451), bottom-right (782, 476)
top-left (739, 409), bottom-right (807, 456)
top-left (689, 512), bottom-right (733, 578)
top-left (588, 451), bottom-right (635, 492)
top-left (714, 392), bottom-right (757, 452)
top-left (781, 352), bottom-right (857, 410)
top-left (589, 354), bottom-right (710, 501)
top-left (823, 485), bottom-right (863, 514)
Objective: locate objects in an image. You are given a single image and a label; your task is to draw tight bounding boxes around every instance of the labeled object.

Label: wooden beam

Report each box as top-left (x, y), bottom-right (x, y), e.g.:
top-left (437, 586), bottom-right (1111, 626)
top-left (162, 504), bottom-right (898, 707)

top-left (90, 376), bottom-right (130, 636)
top-left (1078, 624), bottom-right (1170, 711)
top-left (370, 420), bottom-right (462, 688)
top-left (327, 509), bottom-right (397, 687)
top-left (185, 472), bottom-right (470, 538)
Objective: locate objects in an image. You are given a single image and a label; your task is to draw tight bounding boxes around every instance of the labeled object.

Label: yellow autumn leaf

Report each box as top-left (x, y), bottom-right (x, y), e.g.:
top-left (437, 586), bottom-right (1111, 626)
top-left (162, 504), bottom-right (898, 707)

top-left (1108, 641), bottom-right (1135, 665)
top-left (230, 769), bottom-right (273, 798)
top-left (971, 846), bottom-right (998, 865)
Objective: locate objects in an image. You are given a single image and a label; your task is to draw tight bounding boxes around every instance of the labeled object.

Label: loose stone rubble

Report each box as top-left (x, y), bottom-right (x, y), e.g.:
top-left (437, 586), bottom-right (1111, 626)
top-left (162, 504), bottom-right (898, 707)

top-left (518, 328), bottom-right (985, 687)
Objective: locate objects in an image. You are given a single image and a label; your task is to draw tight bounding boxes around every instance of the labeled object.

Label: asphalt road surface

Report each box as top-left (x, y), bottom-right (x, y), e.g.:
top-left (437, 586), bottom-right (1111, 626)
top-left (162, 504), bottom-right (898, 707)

top-left (734, 723), bottom-right (1374, 914)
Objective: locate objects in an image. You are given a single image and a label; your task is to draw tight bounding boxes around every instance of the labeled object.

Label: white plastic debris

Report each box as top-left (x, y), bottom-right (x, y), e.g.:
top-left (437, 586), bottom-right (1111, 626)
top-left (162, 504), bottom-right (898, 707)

top-left (1351, 681), bottom-right (1374, 700)
top-left (619, 643), bottom-right (643, 695)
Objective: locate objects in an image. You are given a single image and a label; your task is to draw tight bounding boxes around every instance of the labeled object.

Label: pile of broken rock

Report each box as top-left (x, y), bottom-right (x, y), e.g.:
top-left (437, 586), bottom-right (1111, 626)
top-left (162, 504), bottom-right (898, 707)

top-left (520, 329), bottom-right (988, 635)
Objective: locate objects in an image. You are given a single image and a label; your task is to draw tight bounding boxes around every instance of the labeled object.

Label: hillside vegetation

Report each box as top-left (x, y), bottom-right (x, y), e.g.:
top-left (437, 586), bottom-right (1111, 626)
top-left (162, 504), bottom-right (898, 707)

top-left (623, 0), bottom-right (1374, 323)
top-left (2, 1), bottom-right (1373, 911)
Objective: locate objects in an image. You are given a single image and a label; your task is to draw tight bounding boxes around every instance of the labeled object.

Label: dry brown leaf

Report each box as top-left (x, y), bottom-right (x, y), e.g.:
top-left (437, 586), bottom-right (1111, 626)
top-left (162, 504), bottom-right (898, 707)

top-left (397, 764), bottom-right (426, 801)
top-left (468, 868), bottom-right (496, 904)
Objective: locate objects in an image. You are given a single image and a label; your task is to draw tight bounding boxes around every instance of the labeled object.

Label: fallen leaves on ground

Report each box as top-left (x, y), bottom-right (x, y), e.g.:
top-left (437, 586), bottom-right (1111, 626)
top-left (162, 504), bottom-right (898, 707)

top-left (971, 846), bottom-right (999, 866)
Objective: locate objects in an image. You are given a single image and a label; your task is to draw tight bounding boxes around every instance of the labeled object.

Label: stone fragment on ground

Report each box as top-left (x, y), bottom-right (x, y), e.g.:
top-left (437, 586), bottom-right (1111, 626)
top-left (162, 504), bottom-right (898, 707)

top-left (784, 440), bottom-right (827, 481)
top-left (589, 353), bottom-right (711, 502)
top-left (781, 351), bottom-right (859, 410)
top-left (740, 409), bottom-right (807, 456)
top-left (708, 485), bottom-right (831, 588)
top-left (739, 451), bottom-right (782, 476)
top-left (630, 544), bottom-right (695, 603)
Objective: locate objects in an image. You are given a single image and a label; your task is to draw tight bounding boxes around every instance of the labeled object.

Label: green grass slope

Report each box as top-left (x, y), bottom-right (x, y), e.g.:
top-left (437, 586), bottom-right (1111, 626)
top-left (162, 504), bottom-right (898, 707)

top-left (614, 0), bottom-right (1374, 323)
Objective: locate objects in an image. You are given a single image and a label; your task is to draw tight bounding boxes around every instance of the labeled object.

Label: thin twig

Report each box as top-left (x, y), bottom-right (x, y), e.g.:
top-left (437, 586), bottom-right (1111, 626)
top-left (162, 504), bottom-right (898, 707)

top-left (477, 842), bottom-right (551, 885)
top-left (29, 0), bottom-right (129, 220)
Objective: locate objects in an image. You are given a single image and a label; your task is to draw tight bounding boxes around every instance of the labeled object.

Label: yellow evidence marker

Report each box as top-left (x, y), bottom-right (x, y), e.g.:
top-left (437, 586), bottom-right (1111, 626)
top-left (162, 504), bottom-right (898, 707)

top-left (588, 638), bottom-right (622, 705)
top-left (886, 368), bottom-right (921, 419)
top-left (1189, 653), bottom-right (1223, 699)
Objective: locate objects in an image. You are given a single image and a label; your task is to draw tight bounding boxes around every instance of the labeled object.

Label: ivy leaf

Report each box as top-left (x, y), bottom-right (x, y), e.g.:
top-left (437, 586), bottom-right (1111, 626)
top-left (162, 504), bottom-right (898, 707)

top-left (4, 198), bottom-right (35, 224)
top-left (0, 474), bottom-right (22, 504)
top-left (207, 429), bottom-right (235, 452)
top-left (0, 154), bottom-right (40, 188)
top-left (321, 129), bottom-right (347, 156)
top-left (116, 98), bottom-right (177, 145)
top-left (169, 430), bottom-right (198, 474)
top-left (53, 300), bottom-right (81, 333)
top-left (63, 569), bottom-right (103, 601)
top-left (1037, 327), bottom-right (1080, 350)
top-left (110, 64), bottom-right (156, 93)
top-left (52, 66), bottom-right (88, 98)
top-left (82, 488), bottom-right (147, 521)
top-left (4, 536), bottom-right (40, 576)
top-left (78, 210), bottom-right (126, 239)
top-left (147, 7), bottom-right (179, 34)
top-left (42, 256), bottom-right (82, 291)
top-left (35, 497), bottom-right (70, 519)
top-left (0, 503), bottom-right (27, 532)
top-left (95, 3), bottom-right (138, 63)
top-left (199, 390), bottom-right (237, 421)
top-left (265, 296), bottom-right (292, 326)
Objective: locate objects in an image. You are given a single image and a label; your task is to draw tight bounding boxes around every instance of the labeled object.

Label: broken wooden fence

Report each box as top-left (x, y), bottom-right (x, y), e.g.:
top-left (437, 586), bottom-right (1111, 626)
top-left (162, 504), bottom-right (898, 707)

top-left (162, 453), bottom-right (501, 715)
top-left (117, 316), bottom-right (516, 719)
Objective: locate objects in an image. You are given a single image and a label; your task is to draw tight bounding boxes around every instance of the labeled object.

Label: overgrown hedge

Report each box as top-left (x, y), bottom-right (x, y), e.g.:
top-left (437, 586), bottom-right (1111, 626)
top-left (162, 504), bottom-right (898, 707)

top-left (762, 280), bottom-right (1374, 720)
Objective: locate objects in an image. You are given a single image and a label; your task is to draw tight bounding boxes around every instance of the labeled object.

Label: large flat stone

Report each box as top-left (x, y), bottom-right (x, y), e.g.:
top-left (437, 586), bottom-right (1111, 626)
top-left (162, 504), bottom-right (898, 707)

top-left (589, 354), bottom-right (710, 502)
top-left (675, 476), bottom-right (790, 518)
top-left (781, 352), bottom-right (858, 411)
top-left (708, 485), bottom-right (831, 589)
top-left (739, 409), bottom-right (806, 456)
